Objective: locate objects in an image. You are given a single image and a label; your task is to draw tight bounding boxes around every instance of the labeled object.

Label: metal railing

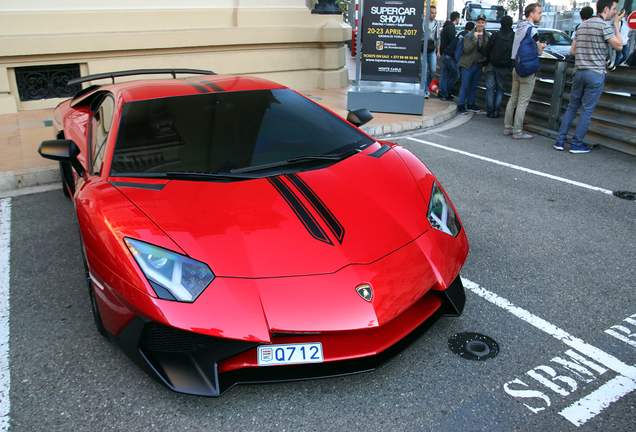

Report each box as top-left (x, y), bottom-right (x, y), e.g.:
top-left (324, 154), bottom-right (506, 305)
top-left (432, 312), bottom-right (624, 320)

top-left (466, 58), bottom-right (636, 156)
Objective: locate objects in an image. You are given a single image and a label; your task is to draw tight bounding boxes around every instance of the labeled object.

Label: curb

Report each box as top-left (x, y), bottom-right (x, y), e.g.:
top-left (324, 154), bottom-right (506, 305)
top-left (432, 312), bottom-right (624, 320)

top-left (361, 105), bottom-right (457, 137)
top-left (0, 166), bottom-right (60, 194)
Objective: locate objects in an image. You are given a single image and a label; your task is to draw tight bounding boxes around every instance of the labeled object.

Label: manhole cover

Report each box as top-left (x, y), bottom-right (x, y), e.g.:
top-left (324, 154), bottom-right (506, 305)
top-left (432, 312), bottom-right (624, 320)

top-left (448, 332), bottom-right (499, 361)
top-left (613, 191), bottom-right (636, 201)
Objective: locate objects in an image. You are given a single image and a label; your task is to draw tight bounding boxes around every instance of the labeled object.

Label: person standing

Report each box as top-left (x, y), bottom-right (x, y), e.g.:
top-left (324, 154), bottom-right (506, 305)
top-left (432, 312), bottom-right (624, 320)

top-left (438, 11), bottom-right (461, 101)
top-left (503, 3), bottom-right (546, 139)
top-left (457, 14), bottom-right (489, 115)
top-left (482, 15), bottom-right (514, 118)
top-left (615, 14), bottom-right (630, 65)
top-left (572, 6), bottom-right (595, 40)
top-left (553, 0), bottom-right (625, 153)
top-left (424, 6), bottom-right (440, 99)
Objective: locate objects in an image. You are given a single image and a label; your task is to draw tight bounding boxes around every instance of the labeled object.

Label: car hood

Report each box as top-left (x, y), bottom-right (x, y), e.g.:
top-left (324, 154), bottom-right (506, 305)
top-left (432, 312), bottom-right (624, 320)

top-left (115, 146), bottom-right (433, 278)
top-left (543, 45), bottom-right (571, 58)
top-left (546, 44), bottom-right (570, 53)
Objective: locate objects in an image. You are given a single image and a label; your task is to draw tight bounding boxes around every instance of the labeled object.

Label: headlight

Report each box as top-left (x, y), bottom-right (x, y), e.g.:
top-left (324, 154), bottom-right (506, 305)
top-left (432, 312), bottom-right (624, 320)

top-left (124, 238), bottom-right (214, 302)
top-left (427, 182), bottom-right (461, 237)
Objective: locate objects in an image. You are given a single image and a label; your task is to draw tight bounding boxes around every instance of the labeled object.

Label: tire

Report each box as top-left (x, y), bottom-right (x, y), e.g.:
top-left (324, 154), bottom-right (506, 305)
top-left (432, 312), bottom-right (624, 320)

top-left (59, 161), bottom-right (74, 198)
top-left (88, 277), bottom-right (108, 339)
top-left (80, 239), bottom-right (108, 338)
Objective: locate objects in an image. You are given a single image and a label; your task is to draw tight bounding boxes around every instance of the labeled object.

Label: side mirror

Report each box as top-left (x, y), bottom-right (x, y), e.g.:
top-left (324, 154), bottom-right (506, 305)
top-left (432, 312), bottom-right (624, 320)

top-left (347, 108), bottom-right (373, 127)
top-left (39, 139), bottom-right (85, 177)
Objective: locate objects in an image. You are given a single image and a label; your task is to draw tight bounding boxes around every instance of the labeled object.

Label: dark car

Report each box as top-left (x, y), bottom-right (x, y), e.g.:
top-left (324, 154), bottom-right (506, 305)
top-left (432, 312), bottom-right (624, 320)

top-left (538, 28), bottom-right (574, 60)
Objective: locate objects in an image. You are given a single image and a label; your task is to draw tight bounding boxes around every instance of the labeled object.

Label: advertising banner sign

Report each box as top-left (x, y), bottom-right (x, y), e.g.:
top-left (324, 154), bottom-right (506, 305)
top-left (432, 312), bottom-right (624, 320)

top-left (360, 0), bottom-right (424, 83)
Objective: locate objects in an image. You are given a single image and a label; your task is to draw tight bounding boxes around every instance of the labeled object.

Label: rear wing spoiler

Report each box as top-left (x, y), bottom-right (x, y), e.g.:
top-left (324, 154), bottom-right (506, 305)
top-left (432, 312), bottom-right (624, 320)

top-left (68, 68), bottom-right (217, 86)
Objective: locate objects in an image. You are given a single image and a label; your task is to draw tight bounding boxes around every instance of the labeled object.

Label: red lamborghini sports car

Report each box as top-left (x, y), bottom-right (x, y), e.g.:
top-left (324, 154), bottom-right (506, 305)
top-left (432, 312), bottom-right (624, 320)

top-left (39, 69), bottom-right (469, 397)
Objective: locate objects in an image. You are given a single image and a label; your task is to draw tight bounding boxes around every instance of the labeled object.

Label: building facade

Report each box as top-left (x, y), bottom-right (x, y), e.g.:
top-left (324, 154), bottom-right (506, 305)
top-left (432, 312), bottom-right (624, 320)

top-left (0, 0), bottom-right (351, 114)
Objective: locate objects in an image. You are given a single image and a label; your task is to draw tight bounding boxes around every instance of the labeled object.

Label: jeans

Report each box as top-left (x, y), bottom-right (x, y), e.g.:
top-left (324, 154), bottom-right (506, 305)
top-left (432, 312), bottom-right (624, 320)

top-left (504, 69), bottom-right (536, 133)
top-left (616, 45), bottom-right (629, 65)
top-left (439, 54), bottom-right (459, 98)
top-left (457, 65), bottom-right (483, 107)
top-left (485, 66), bottom-right (509, 115)
top-left (556, 69), bottom-right (605, 147)
top-left (426, 51), bottom-right (437, 93)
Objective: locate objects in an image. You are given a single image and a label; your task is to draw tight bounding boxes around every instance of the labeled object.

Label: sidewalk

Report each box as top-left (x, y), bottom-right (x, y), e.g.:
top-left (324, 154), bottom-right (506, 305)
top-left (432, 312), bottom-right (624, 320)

top-left (0, 84), bottom-right (456, 194)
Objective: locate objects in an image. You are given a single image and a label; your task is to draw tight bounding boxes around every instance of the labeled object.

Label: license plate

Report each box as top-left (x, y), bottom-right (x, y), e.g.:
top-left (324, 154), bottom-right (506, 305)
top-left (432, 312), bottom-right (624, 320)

top-left (257, 343), bottom-right (323, 366)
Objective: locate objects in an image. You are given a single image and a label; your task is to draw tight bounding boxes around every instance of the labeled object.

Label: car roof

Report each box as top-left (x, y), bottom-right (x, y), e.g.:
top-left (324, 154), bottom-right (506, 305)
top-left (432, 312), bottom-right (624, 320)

top-left (72, 74), bottom-right (288, 106)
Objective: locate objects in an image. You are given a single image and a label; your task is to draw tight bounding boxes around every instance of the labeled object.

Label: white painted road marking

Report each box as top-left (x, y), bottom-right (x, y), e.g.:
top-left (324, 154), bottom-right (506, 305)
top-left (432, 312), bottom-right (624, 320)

top-left (0, 198), bottom-right (11, 431)
top-left (559, 375), bottom-right (636, 427)
top-left (406, 137), bottom-right (615, 196)
top-left (462, 278), bottom-right (636, 426)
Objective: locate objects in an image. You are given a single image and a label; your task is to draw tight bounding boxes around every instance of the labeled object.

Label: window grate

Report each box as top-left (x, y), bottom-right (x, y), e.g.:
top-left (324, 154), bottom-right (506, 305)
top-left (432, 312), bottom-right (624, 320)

top-left (15, 64), bottom-right (82, 102)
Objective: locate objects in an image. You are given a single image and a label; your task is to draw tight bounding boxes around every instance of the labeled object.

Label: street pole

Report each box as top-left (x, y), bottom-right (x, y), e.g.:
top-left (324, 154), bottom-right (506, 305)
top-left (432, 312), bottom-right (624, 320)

top-left (422, 0), bottom-right (431, 92)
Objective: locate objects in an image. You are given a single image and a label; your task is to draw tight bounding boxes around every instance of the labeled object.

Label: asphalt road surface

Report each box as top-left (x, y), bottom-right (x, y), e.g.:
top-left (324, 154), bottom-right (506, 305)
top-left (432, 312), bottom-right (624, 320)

top-left (2, 113), bottom-right (635, 431)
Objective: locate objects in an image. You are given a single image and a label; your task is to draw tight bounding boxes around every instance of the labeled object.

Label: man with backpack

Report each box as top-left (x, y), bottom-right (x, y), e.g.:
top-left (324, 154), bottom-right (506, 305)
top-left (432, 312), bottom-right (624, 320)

top-left (482, 15), bottom-right (514, 118)
top-left (457, 15), bottom-right (489, 115)
top-left (503, 3), bottom-right (546, 139)
top-left (440, 21), bottom-right (475, 101)
top-left (553, 0), bottom-right (625, 153)
top-left (437, 11), bottom-right (461, 101)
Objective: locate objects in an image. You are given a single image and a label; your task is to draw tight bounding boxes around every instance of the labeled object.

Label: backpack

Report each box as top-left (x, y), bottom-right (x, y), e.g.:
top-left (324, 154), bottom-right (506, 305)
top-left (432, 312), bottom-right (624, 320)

top-left (443, 30), bottom-right (469, 62)
top-left (454, 32), bottom-right (472, 63)
top-left (514, 26), bottom-right (540, 77)
top-left (487, 31), bottom-right (514, 68)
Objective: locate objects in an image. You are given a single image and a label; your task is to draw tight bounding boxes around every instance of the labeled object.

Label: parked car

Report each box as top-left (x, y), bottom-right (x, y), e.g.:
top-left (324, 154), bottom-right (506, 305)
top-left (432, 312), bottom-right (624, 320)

top-left (537, 28), bottom-right (574, 60)
top-left (39, 69), bottom-right (469, 397)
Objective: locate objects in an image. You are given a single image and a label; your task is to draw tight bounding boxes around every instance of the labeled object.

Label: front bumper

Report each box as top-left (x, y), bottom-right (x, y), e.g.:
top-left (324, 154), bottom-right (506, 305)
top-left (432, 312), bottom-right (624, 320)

top-left (111, 275), bottom-right (466, 397)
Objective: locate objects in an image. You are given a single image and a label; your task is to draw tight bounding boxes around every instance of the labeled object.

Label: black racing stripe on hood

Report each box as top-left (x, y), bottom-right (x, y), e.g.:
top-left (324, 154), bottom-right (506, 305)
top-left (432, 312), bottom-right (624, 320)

top-left (286, 174), bottom-right (345, 244)
top-left (268, 176), bottom-right (334, 246)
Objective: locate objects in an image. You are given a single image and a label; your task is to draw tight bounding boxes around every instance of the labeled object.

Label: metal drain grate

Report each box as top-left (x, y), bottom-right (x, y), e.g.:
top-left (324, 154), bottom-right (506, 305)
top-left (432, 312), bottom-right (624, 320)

top-left (613, 191), bottom-right (636, 201)
top-left (448, 332), bottom-right (499, 361)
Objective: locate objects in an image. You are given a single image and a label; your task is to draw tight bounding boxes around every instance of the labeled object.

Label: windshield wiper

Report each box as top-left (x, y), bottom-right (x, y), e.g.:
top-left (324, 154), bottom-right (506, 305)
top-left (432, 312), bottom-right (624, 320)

top-left (230, 148), bottom-right (360, 174)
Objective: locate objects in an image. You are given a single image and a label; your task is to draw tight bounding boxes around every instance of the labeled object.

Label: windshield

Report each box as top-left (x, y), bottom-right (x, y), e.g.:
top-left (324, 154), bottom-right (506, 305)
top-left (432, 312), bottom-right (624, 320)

top-left (110, 89), bottom-right (374, 177)
top-left (467, 6), bottom-right (504, 22)
top-left (538, 31), bottom-right (572, 46)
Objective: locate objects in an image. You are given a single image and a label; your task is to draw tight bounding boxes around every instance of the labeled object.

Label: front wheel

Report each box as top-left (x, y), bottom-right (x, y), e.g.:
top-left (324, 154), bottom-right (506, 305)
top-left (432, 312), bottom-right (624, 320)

top-left (88, 278), bottom-right (108, 338)
top-left (80, 240), bottom-right (107, 338)
top-left (59, 161), bottom-right (75, 198)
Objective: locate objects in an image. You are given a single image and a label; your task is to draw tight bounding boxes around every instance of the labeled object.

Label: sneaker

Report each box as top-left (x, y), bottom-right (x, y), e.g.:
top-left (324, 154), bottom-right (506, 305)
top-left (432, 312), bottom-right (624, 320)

top-left (446, 94), bottom-right (455, 101)
top-left (512, 132), bottom-right (533, 139)
top-left (494, 112), bottom-right (501, 118)
top-left (425, 92), bottom-right (430, 99)
top-left (457, 105), bottom-right (468, 115)
top-left (569, 144), bottom-right (590, 154)
top-left (553, 142), bottom-right (564, 151)
top-left (467, 104), bottom-right (482, 113)
top-left (486, 112), bottom-right (495, 118)
top-left (503, 128), bottom-right (513, 136)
